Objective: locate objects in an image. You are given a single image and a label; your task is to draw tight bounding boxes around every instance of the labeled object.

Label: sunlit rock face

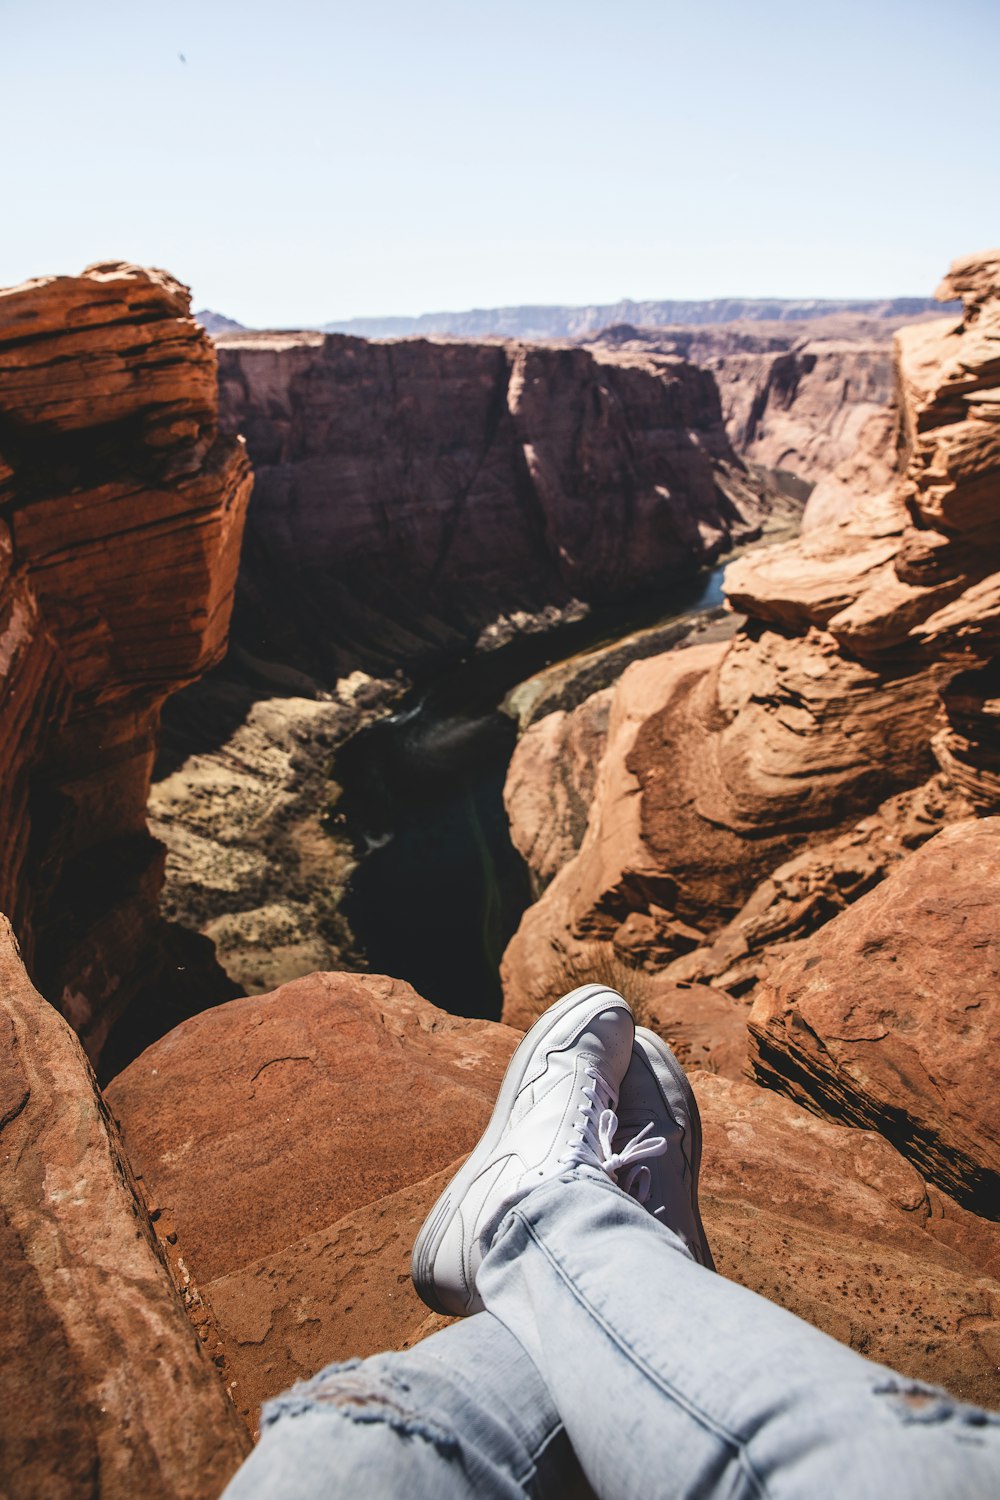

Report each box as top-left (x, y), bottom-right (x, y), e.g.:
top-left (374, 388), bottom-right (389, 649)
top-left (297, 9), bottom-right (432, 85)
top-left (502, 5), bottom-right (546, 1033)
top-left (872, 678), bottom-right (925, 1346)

top-left (105, 965), bottom-right (1000, 1416)
top-left (0, 913), bottom-right (250, 1495)
top-left (0, 262), bottom-right (252, 1060)
top-left (501, 247), bottom-right (1000, 1022)
top-left (215, 332), bottom-right (769, 678)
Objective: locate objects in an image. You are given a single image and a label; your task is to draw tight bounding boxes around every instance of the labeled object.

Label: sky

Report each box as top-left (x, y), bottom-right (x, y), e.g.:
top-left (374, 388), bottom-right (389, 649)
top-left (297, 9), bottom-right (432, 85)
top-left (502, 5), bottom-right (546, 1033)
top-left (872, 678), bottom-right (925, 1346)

top-left (3, 0), bottom-right (999, 326)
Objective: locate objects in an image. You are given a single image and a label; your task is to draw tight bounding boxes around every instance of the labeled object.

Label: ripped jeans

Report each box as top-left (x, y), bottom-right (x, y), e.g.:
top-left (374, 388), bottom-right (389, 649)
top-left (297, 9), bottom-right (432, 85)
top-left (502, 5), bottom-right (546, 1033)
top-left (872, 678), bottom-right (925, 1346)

top-left (222, 1170), bottom-right (1000, 1499)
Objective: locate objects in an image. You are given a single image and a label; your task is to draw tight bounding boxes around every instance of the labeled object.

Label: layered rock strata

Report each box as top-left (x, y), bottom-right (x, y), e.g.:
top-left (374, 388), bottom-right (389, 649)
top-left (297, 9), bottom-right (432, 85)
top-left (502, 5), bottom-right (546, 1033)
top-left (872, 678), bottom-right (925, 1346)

top-left (0, 915), bottom-right (248, 1497)
top-left (502, 248), bottom-right (1000, 1026)
top-left (590, 315), bottom-right (914, 518)
top-left (216, 333), bottom-right (767, 678)
top-left (0, 263), bottom-right (251, 1060)
top-left (106, 970), bottom-right (1000, 1416)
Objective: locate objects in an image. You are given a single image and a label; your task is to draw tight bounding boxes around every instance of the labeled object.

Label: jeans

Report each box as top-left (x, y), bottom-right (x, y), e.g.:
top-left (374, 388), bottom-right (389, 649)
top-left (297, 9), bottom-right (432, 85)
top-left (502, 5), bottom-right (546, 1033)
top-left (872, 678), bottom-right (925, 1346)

top-left (223, 1169), bottom-right (1000, 1499)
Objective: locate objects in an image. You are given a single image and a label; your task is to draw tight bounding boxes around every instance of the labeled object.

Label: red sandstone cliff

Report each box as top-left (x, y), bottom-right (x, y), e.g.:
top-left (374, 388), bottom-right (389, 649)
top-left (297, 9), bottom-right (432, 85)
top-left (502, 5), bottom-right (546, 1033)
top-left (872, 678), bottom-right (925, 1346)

top-left (589, 316), bottom-right (915, 525)
top-left (215, 332), bottom-right (768, 679)
top-left (502, 250), bottom-right (1000, 1193)
top-left (0, 262), bottom-right (251, 1061)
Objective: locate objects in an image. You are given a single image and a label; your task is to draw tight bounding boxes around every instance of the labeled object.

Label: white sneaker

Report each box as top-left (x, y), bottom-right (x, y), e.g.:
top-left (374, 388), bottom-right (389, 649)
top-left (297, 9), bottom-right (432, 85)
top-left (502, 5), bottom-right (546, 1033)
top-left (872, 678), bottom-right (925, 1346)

top-left (411, 984), bottom-right (666, 1316)
top-left (614, 1027), bottom-right (715, 1270)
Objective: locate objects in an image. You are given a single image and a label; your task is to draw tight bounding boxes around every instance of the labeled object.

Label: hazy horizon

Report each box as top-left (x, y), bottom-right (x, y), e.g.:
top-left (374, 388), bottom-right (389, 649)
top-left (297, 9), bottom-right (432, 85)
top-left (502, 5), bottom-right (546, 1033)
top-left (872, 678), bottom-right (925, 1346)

top-left (200, 289), bottom-right (956, 335)
top-left (6, 0), bottom-right (999, 326)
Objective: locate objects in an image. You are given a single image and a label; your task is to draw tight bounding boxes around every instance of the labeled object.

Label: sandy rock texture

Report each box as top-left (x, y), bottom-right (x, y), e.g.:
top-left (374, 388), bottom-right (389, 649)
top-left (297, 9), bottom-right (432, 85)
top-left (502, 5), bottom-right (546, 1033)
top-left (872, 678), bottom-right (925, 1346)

top-left (105, 972), bottom-right (520, 1430)
top-left (0, 915), bottom-right (248, 1498)
top-left (0, 263), bottom-right (251, 1061)
top-left (503, 687), bottom-right (613, 890)
top-left (749, 819), bottom-right (1000, 1218)
top-left (106, 970), bottom-right (1000, 1420)
top-left (503, 248), bottom-right (1000, 1026)
top-left (216, 333), bottom-right (768, 679)
top-left (699, 1071), bottom-right (1000, 1408)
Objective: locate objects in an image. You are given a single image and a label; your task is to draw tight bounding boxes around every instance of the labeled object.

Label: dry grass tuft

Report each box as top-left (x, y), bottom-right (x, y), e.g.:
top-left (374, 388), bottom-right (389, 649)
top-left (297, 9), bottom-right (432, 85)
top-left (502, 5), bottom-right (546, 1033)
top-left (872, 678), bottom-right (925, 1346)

top-left (527, 942), bottom-right (655, 1024)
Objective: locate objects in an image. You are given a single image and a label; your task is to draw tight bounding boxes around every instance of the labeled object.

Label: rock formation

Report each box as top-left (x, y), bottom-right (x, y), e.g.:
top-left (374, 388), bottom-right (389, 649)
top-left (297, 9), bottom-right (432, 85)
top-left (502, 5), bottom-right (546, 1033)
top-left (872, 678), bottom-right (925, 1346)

top-left (216, 333), bottom-right (767, 678)
top-left (503, 687), bottom-right (613, 890)
top-left (502, 247), bottom-right (1000, 1026)
top-left (105, 972), bottom-right (521, 1431)
top-left (106, 968), bottom-right (1000, 1416)
top-left (0, 914), bottom-right (249, 1497)
top-left (748, 818), bottom-right (1000, 1217)
top-left (0, 263), bottom-right (252, 1062)
top-left (590, 316), bottom-right (914, 520)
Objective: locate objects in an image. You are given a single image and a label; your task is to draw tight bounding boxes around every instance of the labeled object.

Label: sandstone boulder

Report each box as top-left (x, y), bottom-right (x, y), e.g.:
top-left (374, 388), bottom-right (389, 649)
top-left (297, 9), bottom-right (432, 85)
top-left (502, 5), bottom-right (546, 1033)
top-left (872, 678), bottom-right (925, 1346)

top-left (501, 633), bottom-right (941, 1028)
top-left (748, 818), bottom-right (1000, 1219)
top-left (698, 1072), bottom-right (1000, 1408)
top-left (0, 914), bottom-right (248, 1498)
top-left (105, 972), bottom-right (520, 1429)
top-left (665, 775), bottom-right (974, 993)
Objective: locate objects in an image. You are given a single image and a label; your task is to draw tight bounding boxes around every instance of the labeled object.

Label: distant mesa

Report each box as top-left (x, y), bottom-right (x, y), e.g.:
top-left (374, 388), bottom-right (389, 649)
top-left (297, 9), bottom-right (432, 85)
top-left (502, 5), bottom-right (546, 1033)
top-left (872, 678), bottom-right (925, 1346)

top-left (321, 294), bottom-right (960, 341)
top-left (194, 307), bottom-right (248, 335)
top-left (194, 295), bottom-right (960, 344)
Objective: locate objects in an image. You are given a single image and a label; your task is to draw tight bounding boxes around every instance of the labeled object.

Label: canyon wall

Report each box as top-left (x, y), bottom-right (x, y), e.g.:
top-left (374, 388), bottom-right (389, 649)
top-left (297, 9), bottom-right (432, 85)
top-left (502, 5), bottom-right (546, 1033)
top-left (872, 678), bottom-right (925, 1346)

top-left (503, 246), bottom-right (1000, 1035)
top-left (215, 333), bottom-right (768, 679)
top-left (501, 246), bottom-right (1000, 1253)
top-left (590, 316), bottom-right (914, 520)
top-left (0, 262), bottom-right (251, 1060)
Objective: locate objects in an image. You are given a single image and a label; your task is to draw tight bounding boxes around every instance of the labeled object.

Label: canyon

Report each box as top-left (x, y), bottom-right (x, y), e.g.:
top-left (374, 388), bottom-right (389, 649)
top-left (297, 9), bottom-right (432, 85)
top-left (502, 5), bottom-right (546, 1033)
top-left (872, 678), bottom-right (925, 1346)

top-left (589, 316), bottom-right (903, 513)
top-left (149, 329), bottom-right (777, 1002)
top-left (2, 247), bottom-right (999, 1497)
top-left (214, 330), bottom-right (767, 679)
top-left (159, 302), bottom-right (906, 1002)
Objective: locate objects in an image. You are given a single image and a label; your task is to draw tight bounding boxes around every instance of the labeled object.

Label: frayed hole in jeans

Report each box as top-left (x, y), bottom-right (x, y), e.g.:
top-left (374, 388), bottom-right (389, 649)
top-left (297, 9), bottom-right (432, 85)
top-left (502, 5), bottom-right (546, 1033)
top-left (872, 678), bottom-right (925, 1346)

top-left (874, 1379), bottom-right (1000, 1434)
top-left (262, 1367), bottom-right (460, 1458)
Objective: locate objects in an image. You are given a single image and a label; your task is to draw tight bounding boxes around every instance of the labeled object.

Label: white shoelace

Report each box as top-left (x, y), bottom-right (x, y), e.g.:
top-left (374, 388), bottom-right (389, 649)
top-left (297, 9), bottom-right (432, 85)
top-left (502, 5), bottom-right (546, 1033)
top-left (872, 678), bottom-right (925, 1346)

top-left (559, 1066), bottom-right (667, 1195)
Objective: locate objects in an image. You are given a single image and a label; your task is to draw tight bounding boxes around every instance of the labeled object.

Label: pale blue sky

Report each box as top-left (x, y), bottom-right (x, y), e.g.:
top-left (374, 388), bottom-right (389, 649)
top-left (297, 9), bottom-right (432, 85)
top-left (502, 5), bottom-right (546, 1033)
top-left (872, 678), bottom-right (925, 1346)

top-left (4, 0), bottom-right (998, 325)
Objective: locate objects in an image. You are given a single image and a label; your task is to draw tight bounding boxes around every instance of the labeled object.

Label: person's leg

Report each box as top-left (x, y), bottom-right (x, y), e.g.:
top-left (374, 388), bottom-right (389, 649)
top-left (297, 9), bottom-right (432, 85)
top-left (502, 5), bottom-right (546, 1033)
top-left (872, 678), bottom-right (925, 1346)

top-left (221, 1310), bottom-right (586, 1500)
top-left (479, 1168), bottom-right (1000, 1500)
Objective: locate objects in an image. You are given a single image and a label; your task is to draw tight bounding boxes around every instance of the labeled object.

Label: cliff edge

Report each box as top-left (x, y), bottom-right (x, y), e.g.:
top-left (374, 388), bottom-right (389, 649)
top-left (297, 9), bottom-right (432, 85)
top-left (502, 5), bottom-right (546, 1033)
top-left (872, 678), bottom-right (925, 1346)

top-left (0, 262), bottom-right (252, 1061)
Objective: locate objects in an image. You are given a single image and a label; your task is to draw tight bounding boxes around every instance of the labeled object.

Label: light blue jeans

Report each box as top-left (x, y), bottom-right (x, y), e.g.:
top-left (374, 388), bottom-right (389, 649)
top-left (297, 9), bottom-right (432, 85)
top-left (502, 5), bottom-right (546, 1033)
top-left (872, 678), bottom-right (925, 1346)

top-left (223, 1170), bottom-right (1000, 1499)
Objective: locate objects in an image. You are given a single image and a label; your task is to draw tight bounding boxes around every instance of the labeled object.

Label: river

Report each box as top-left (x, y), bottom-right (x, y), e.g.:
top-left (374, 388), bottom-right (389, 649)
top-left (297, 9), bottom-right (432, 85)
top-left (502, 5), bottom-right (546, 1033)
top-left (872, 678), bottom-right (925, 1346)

top-left (333, 563), bottom-right (730, 1021)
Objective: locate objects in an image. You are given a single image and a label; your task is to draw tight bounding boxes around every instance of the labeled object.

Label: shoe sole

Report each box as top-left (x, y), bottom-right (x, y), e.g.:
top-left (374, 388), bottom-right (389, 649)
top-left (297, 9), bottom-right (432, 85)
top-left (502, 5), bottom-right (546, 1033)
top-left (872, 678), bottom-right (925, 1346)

top-left (635, 1027), bottom-right (716, 1272)
top-left (412, 983), bottom-right (631, 1315)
